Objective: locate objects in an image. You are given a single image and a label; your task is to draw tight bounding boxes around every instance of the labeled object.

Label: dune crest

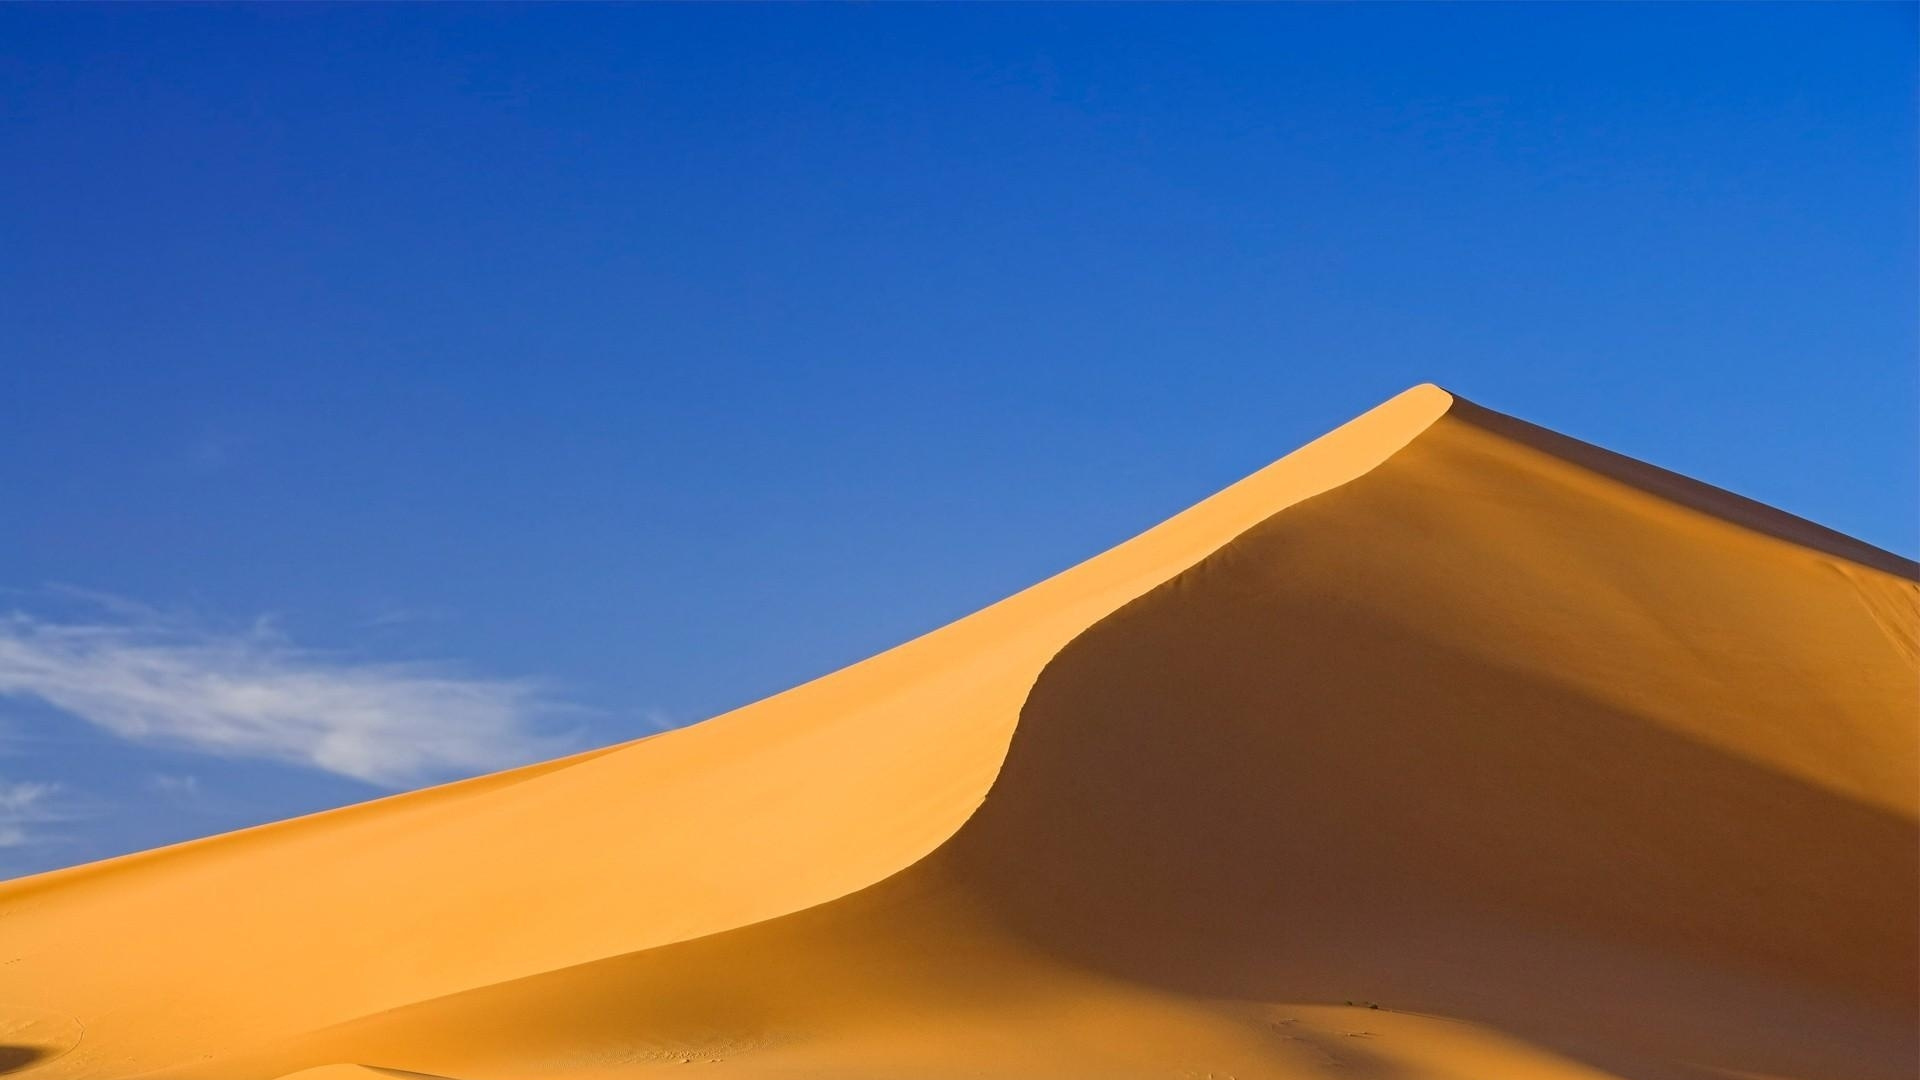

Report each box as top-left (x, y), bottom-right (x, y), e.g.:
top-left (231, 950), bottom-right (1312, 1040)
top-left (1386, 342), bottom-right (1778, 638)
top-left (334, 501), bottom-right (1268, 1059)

top-left (2, 387), bottom-right (1912, 1080)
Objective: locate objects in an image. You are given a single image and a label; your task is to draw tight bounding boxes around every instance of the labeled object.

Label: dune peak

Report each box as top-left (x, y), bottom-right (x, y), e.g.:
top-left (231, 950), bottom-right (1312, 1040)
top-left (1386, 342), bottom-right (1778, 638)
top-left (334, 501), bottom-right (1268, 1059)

top-left (2, 388), bottom-right (1912, 1080)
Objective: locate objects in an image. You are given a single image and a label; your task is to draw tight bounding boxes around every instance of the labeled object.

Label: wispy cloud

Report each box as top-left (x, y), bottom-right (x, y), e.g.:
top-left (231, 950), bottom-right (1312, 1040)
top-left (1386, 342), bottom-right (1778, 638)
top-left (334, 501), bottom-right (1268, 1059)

top-left (0, 609), bottom-right (581, 788)
top-left (0, 780), bottom-right (64, 849)
top-left (146, 773), bottom-right (201, 799)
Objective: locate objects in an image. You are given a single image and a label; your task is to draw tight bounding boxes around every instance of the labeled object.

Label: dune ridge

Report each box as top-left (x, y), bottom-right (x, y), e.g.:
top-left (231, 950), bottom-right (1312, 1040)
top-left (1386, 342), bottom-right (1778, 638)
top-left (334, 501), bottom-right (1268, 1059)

top-left (2, 386), bottom-right (1912, 1080)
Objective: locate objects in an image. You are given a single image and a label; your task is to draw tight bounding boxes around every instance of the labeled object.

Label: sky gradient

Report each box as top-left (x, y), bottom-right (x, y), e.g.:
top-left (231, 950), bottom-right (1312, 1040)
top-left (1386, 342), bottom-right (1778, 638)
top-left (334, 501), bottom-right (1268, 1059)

top-left (2, 3), bottom-right (1914, 876)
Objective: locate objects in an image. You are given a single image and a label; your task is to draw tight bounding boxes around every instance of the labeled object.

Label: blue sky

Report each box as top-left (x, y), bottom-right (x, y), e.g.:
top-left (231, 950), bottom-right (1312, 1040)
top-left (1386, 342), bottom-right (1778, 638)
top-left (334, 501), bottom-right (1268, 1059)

top-left (1, 4), bottom-right (1913, 877)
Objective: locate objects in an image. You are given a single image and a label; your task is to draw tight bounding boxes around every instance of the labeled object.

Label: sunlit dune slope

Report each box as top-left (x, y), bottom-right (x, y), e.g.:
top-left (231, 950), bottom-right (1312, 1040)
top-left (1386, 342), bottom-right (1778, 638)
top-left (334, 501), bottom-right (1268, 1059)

top-left (2, 386), bottom-right (1913, 1080)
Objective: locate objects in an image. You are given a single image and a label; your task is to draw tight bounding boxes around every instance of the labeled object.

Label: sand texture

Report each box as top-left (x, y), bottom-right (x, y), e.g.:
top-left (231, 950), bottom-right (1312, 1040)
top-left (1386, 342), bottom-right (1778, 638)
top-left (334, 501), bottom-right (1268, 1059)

top-left (2, 385), bottom-right (1913, 1079)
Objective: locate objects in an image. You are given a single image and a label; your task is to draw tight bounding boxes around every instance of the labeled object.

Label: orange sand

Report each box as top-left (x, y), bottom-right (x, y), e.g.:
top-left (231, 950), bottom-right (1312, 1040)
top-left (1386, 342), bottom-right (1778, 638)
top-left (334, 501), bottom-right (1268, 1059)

top-left (1, 386), bottom-right (1913, 1080)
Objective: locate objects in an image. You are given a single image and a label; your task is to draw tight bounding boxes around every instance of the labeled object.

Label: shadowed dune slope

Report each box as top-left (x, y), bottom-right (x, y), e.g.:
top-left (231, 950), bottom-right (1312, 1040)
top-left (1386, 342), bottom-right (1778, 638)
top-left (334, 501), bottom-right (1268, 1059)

top-left (2, 387), bottom-right (1913, 1080)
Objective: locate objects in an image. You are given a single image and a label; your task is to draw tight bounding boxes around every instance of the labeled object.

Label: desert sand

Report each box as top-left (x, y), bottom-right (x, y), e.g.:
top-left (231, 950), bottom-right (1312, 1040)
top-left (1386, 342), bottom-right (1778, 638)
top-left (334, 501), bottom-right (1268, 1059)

top-left (0, 385), bottom-right (1913, 1080)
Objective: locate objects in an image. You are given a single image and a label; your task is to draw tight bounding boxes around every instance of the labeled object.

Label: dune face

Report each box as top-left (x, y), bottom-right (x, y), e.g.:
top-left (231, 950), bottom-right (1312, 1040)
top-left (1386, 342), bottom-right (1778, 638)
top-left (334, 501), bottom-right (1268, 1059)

top-left (2, 387), bottom-right (1913, 1080)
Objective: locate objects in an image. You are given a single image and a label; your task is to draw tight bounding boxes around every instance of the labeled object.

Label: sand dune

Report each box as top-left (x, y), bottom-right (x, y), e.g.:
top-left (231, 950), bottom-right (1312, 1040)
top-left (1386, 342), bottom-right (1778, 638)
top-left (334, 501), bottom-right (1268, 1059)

top-left (2, 386), bottom-right (1912, 1080)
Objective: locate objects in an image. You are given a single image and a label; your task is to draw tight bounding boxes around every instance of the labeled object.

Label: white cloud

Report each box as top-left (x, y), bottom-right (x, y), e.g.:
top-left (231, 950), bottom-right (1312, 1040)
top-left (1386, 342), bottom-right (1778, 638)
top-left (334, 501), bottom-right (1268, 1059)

top-left (146, 773), bottom-right (200, 798)
top-left (0, 610), bottom-right (581, 788)
top-left (0, 780), bottom-right (63, 849)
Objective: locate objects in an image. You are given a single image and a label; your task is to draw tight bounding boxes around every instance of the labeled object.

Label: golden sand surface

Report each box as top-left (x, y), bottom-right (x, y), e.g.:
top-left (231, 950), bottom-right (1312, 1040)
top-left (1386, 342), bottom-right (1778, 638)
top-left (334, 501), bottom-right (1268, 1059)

top-left (2, 386), bottom-right (1913, 1080)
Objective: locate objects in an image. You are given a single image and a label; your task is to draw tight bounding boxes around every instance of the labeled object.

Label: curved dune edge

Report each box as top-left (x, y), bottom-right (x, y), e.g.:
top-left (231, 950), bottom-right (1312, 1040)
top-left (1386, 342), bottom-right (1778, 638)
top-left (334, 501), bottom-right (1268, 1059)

top-left (86, 390), bottom-right (1904, 1076)
top-left (100, 389), bottom-right (1918, 1080)
top-left (7, 386), bottom-right (1912, 1076)
top-left (2, 386), bottom-right (1473, 1079)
